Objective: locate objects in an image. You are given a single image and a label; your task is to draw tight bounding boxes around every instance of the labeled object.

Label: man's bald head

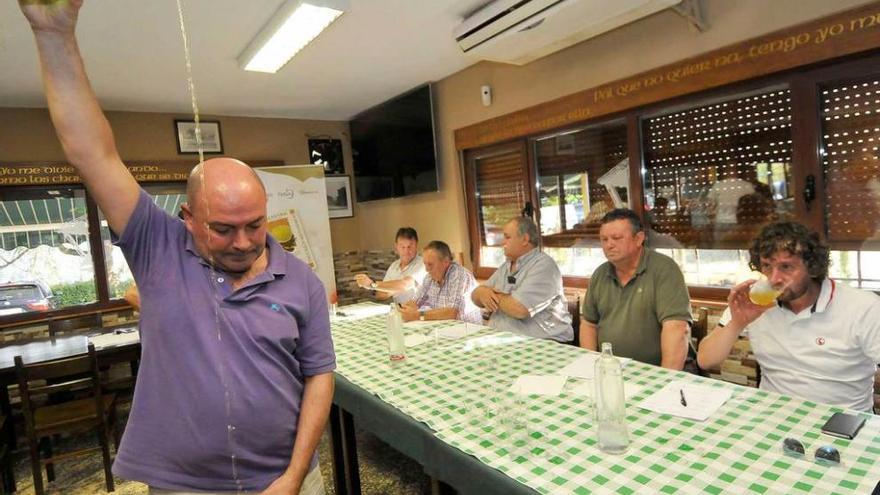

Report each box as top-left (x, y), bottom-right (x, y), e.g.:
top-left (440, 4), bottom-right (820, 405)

top-left (186, 157), bottom-right (266, 212)
top-left (182, 157), bottom-right (269, 275)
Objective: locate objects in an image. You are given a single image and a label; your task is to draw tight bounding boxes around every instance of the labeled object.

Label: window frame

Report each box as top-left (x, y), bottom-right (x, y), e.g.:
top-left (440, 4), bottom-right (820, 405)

top-left (462, 139), bottom-right (535, 280)
top-left (461, 52), bottom-right (880, 297)
top-left (0, 185), bottom-right (127, 327)
top-left (530, 116), bottom-right (630, 243)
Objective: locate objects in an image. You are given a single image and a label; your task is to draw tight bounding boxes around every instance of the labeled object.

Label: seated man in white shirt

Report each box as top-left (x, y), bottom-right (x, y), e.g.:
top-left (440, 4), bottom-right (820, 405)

top-left (698, 221), bottom-right (880, 412)
top-left (355, 227), bottom-right (426, 304)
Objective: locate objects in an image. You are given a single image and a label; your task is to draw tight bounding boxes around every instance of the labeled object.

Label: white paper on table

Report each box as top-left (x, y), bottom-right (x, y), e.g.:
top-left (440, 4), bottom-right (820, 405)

top-left (569, 380), bottom-right (643, 400)
top-left (404, 333), bottom-right (432, 347)
top-left (461, 334), bottom-right (528, 352)
top-left (403, 320), bottom-right (446, 329)
top-left (637, 380), bottom-right (732, 421)
top-left (436, 323), bottom-right (486, 340)
top-left (337, 304), bottom-right (388, 319)
top-left (89, 331), bottom-right (140, 350)
top-left (558, 353), bottom-right (631, 380)
top-left (510, 374), bottom-right (568, 397)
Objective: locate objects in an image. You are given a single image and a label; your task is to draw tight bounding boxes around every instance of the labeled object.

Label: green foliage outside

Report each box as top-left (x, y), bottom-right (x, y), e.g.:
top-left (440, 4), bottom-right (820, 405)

top-left (50, 280), bottom-right (97, 308)
top-left (47, 277), bottom-right (134, 308)
top-left (110, 279), bottom-right (135, 299)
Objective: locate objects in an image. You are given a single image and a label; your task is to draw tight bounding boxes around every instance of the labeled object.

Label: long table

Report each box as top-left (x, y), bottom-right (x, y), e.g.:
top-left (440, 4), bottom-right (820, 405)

top-left (329, 302), bottom-right (879, 494)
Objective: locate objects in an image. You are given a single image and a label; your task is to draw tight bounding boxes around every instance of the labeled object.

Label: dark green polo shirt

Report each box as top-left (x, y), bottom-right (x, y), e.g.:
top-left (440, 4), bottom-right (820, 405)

top-left (582, 249), bottom-right (691, 366)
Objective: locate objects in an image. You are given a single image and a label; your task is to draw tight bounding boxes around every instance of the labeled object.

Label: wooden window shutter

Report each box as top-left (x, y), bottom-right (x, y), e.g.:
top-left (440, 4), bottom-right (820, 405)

top-left (474, 148), bottom-right (529, 245)
top-left (820, 77), bottom-right (880, 245)
top-left (642, 88), bottom-right (794, 248)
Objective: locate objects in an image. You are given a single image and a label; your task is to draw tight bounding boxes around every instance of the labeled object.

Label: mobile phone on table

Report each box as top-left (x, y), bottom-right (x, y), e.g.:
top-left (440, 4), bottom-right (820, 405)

top-left (820, 412), bottom-right (866, 440)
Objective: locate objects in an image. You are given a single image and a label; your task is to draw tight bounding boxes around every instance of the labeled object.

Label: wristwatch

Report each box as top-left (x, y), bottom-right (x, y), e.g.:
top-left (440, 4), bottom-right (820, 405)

top-left (419, 310), bottom-right (426, 321)
top-left (370, 282), bottom-right (378, 289)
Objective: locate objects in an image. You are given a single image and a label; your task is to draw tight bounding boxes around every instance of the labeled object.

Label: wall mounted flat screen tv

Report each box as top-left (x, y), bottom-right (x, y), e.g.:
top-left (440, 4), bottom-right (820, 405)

top-left (350, 84), bottom-right (439, 202)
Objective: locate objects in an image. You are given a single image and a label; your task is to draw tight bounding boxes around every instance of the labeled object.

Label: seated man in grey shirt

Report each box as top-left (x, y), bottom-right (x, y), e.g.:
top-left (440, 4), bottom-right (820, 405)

top-left (472, 217), bottom-right (572, 341)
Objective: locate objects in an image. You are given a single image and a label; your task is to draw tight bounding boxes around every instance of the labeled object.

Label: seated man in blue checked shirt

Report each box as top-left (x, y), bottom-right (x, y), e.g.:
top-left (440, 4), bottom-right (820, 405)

top-left (400, 241), bottom-right (482, 324)
top-left (471, 217), bottom-right (572, 342)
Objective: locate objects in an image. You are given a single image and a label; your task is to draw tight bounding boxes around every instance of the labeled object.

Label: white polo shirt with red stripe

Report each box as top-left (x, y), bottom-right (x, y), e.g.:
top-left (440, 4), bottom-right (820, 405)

top-left (720, 278), bottom-right (880, 412)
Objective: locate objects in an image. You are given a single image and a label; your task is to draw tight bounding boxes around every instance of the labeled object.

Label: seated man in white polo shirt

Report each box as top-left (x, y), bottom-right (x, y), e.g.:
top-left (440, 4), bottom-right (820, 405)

top-left (355, 227), bottom-right (426, 304)
top-left (698, 221), bottom-right (880, 411)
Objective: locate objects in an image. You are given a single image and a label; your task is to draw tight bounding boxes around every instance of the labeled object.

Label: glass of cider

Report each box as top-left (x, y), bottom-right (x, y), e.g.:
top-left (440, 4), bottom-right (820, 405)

top-left (749, 278), bottom-right (782, 306)
top-left (267, 217), bottom-right (296, 251)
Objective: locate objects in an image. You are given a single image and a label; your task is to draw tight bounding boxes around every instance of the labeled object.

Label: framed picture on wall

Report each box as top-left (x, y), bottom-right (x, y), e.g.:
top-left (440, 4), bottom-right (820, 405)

top-left (555, 133), bottom-right (576, 155)
top-left (308, 138), bottom-right (345, 175)
top-left (326, 175), bottom-right (353, 219)
top-left (175, 120), bottom-right (223, 154)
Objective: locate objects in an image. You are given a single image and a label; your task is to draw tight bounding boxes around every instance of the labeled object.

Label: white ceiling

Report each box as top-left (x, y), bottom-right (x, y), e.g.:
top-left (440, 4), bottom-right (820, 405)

top-left (0, 0), bottom-right (488, 121)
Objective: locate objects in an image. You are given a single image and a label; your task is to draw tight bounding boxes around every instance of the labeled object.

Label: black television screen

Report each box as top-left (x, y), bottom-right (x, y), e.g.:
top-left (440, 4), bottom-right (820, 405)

top-left (350, 84), bottom-right (439, 202)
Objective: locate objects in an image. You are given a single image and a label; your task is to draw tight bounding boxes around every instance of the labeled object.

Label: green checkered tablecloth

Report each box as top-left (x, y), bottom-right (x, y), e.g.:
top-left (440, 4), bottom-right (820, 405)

top-left (332, 302), bottom-right (879, 494)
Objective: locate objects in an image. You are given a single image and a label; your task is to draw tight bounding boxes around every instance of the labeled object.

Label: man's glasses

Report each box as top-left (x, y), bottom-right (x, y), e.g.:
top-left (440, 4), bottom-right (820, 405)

top-left (783, 438), bottom-right (840, 466)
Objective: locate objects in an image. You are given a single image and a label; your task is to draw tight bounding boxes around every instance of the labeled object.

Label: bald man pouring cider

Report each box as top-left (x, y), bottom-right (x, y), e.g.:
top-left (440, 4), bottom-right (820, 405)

top-left (19, 1), bottom-right (334, 493)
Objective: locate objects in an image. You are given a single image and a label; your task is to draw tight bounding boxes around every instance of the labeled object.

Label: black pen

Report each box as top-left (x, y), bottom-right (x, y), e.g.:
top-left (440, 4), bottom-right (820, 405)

top-left (679, 389), bottom-right (688, 407)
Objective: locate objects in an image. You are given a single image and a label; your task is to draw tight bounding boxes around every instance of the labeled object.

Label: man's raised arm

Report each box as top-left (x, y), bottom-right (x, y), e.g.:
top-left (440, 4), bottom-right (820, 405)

top-left (21, 0), bottom-right (141, 235)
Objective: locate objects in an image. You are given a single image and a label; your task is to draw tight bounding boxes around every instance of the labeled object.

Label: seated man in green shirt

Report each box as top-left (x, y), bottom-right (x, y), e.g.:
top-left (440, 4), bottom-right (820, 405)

top-left (580, 209), bottom-right (691, 369)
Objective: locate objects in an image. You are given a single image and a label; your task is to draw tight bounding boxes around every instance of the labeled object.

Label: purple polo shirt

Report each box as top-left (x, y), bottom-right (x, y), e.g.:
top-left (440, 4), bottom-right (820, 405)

top-left (111, 190), bottom-right (336, 491)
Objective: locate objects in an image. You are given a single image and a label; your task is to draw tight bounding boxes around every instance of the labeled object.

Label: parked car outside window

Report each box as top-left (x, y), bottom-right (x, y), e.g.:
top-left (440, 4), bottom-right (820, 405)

top-left (0, 281), bottom-right (55, 316)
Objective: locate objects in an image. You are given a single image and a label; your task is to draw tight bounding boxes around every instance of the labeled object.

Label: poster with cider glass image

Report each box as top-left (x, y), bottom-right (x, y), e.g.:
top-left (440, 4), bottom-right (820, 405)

top-left (255, 165), bottom-right (336, 295)
top-left (267, 210), bottom-right (317, 270)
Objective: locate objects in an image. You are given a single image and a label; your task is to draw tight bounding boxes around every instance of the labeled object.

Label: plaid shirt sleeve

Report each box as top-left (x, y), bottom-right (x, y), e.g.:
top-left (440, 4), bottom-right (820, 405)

top-left (413, 272), bottom-right (430, 307)
top-left (441, 264), bottom-right (465, 312)
top-left (445, 265), bottom-right (481, 324)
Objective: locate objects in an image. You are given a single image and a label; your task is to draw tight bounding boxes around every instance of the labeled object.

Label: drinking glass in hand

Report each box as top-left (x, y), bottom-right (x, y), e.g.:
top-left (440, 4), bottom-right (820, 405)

top-left (749, 278), bottom-right (781, 306)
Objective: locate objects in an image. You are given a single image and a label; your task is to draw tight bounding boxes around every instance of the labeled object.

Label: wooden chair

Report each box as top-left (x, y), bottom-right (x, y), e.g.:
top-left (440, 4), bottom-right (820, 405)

top-left (48, 313), bottom-right (103, 338)
top-left (565, 296), bottom-right (581, 347)
top-left (15, 344), bottom-right (117, 494)
top-left (690, 306), bottom-right (710, 348)
top-left (97, 346), bottom-right (140, 408)
top-left (0, 415), bottom-right (13, 494)
top-left (873, 366), bottom-right (879, 414)
top-left (684, 307), bottom-right (710, 376)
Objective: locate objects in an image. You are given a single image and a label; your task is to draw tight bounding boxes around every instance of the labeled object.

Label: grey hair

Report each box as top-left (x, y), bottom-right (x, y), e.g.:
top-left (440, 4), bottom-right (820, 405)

top-left (512, 216), bottom-right (541, 247)
top-left (424, 240), bottom-right (453, 261)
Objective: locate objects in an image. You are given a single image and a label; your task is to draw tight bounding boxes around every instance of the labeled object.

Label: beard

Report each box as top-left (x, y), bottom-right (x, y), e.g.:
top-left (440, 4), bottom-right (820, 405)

top-left (214, 245), bottom-right (264, 274)
top-left (777, 279), bottom-right (811, 303)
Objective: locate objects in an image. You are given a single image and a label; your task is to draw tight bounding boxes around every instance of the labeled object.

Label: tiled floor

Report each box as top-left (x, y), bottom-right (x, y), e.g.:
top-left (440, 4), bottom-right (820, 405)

top-left (7, 409), bottom-right (432, 495)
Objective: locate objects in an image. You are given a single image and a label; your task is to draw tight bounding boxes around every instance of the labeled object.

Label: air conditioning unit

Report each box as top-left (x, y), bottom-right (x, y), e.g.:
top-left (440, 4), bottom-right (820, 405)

top-left (454, 0), bottom-right (682, 65)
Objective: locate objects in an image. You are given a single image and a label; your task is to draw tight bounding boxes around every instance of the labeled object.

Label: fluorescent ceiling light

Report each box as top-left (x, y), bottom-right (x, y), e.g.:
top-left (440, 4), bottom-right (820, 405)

top-left (239, 0), bottom-right (348, 74)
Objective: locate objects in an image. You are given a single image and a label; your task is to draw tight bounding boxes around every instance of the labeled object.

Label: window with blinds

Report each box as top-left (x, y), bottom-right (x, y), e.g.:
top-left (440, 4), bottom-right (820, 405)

top-left (819, 77), bottom-right (880, 247)
top-left (642, 88), bottom-right (794, 249)
top-left (472, 146), bottom-right (530, 267)
top-left (534, 120), bottom-right (628, 247)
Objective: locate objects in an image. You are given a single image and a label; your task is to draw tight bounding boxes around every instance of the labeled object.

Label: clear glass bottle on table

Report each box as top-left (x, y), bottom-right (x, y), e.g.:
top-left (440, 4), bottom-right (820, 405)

top-left (387, 303), bottom-right (406, 363)
top-left (594, 342), bottom-right (629, 454)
